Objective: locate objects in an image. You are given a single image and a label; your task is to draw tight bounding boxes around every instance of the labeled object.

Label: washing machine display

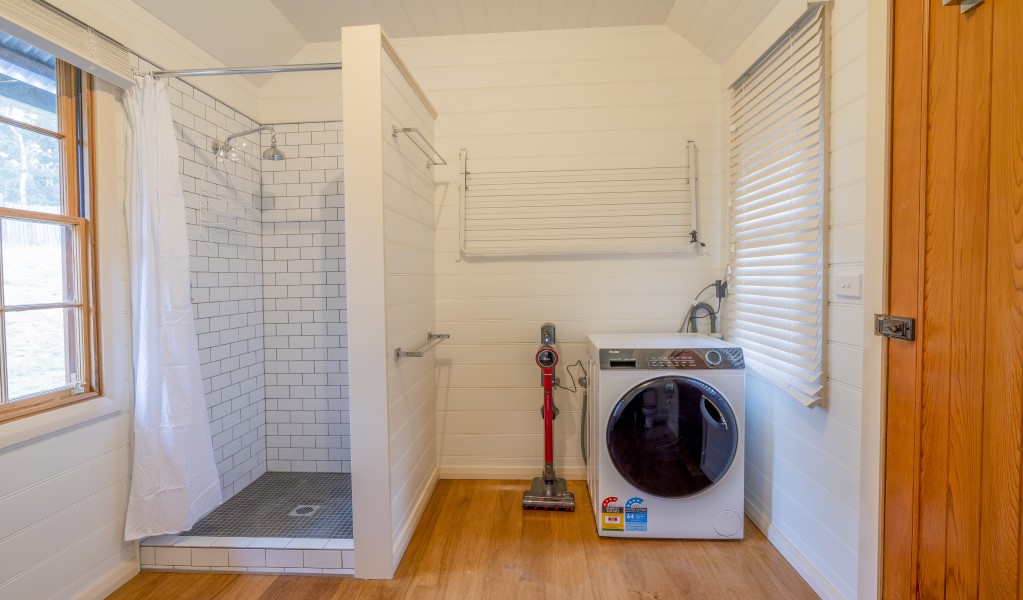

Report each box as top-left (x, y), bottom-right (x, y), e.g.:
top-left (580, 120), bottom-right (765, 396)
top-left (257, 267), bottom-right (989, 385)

top-left (607, 375), bottom-right (738, 498)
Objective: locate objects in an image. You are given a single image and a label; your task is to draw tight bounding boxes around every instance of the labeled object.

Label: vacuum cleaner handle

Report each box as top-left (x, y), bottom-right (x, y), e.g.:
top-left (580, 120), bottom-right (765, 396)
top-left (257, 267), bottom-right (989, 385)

top-left (540, 322), bottom-right (556, 347)
top-left (536, 323), bottom-right (559, 482)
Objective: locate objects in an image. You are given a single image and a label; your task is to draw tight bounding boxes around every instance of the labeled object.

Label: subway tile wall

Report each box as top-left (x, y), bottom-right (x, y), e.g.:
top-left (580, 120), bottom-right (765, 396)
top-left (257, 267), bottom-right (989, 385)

top-left (162, 69), bottom-right (269, 500)
top-left (260, 123), bottom-right (350, 473)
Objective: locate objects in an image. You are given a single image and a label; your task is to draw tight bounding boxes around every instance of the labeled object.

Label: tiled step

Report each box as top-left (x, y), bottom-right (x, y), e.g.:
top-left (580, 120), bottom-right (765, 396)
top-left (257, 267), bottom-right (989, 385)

top-left (140, 534), bottom-right (355, 575)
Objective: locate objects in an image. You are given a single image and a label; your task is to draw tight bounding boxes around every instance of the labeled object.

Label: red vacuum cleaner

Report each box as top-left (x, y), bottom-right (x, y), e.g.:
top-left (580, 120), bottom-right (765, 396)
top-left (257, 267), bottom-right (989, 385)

top-left (522, 322), bottom-right (576, 511)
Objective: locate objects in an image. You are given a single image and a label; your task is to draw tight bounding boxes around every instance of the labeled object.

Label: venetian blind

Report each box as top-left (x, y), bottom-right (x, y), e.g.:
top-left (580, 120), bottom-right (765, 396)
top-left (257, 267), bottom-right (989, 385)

top-left (728, 5), bottom-right (827, 407)
top-left (0, 0), bottom-right (134, 88)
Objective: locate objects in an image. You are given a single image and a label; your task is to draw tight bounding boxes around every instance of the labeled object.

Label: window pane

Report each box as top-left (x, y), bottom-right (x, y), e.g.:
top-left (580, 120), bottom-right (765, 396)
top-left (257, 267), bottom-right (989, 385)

top-left (0, 122), bottom-right (62, 211)
top-left (2, 219), bottom-right (75, 306)
top-left (6, 307), bottom-right (80, 400)
top-left (0, 32), bottom-right (58, 131)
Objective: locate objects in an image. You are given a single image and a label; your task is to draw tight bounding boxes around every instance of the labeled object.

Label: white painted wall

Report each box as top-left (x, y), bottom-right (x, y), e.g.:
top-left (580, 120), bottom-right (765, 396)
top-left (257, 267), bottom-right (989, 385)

top-left (47, 0), bottom-right (262, 118)
top-left (722, 2), bottom-right (880, 599)
top-left (0, 80), bottom-right (137, 600)
top-left (344, 26), bottom-right (440, 578)
top-left (386, 26), bottom-right (725, 479)
top-left (260, 43), bottom-right (344, 124)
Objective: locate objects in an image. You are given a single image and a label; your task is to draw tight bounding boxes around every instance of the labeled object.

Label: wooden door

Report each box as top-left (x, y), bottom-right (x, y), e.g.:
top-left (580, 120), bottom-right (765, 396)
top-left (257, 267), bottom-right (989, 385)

top-left (883, 0), bottom-right (1023, 598)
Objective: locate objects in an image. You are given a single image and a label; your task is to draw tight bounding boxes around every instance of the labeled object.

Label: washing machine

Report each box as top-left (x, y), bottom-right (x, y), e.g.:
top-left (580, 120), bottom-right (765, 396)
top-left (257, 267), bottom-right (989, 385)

top-left (585, 333), bottom-right (745, 539)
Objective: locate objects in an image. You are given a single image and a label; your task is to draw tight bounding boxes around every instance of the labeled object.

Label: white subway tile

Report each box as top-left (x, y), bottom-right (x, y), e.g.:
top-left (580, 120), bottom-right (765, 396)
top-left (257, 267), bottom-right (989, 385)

top-left (303, 550), bottom-right (344, 569)
top-left (228, 548), bottom-right (266, 567)
top-left (191, 548), bottom-right (230, 567)
top-left (266, 549), bottom-right (304, 568)
top-left (154, 547), bottom-right (191, 566)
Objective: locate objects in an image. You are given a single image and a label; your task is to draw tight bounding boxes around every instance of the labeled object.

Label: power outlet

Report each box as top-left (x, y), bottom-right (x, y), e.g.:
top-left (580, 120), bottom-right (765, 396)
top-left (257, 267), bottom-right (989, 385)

top-left (714, 279), bottom-right (728, 298)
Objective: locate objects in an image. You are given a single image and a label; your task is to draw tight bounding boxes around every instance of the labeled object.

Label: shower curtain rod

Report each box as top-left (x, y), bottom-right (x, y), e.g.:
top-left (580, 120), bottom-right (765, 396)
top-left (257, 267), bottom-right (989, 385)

top-left (151, 62), bottom-right (342, 78)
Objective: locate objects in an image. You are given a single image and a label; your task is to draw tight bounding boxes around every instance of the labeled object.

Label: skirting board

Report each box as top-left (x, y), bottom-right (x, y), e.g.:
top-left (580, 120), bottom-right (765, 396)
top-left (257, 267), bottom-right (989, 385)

top-left (74, 557), bottom-right (138, 600)
top-left (439, 465), bottom-right (587, 480)
top-left (744, 499), bottom-right (848, 600)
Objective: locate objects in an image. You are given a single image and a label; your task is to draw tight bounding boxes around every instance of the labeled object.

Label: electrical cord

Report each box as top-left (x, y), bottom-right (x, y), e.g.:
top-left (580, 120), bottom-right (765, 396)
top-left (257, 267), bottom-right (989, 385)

top-left (548, 359), bottom-right (592, 463)
top-left (554, 359), bottom-right (587, 393)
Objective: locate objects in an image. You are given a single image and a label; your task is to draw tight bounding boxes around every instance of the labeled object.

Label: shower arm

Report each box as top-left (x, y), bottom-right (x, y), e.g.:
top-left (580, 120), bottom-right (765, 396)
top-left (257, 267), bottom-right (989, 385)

top-left (212, 126), bottom-right (277, 155)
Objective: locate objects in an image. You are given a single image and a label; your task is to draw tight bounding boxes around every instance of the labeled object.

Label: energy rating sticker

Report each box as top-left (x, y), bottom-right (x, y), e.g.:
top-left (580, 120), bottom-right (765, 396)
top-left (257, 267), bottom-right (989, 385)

top-left (601, 496), bottom-right (624, 531)
top-left (624, 497), bottom-right (648, 532)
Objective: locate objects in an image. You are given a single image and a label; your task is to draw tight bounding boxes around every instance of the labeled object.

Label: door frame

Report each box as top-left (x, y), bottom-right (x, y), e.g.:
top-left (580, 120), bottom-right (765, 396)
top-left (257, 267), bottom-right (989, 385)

top-left (864, 1), bottom-right (893, 598)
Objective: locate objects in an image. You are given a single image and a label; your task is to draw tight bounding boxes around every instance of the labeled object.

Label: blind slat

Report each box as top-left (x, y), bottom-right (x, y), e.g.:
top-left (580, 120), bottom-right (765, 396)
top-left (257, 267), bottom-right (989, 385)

top-left (727, 6), bottom-right (827, 408)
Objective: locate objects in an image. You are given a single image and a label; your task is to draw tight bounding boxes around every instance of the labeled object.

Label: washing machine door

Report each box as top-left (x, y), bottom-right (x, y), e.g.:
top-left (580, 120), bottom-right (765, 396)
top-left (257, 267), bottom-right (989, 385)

top-left (607, 375), bottom-right (738, 498)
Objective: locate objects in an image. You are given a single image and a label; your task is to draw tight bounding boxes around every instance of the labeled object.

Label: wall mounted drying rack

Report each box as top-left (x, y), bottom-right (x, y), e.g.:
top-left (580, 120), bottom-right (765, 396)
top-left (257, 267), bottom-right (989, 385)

top-left (395, 332), bottom-right (450, 359)
top-left (458, 142), bottom-right (702, 257)
top-left (392, 126), bottom-right (447, 167)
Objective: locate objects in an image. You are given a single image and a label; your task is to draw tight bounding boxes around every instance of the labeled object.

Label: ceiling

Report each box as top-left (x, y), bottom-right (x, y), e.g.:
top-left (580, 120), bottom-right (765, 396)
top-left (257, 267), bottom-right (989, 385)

top-left (131, 0), bottom-right (782, 75)
top-left (269, 0), bottom-right (678, 41)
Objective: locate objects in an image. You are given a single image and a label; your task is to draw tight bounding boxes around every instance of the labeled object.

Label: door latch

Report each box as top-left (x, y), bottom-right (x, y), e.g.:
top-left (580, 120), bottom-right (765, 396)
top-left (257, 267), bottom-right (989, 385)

top-left (874, 314), bottom-right (916, 341)
top-left (942, 0), bottom-right (982, 14)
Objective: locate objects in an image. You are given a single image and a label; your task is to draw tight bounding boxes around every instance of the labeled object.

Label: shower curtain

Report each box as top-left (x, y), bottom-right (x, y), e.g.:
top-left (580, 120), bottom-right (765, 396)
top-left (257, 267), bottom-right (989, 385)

top-left (123, 75), bottom-right (222, 540)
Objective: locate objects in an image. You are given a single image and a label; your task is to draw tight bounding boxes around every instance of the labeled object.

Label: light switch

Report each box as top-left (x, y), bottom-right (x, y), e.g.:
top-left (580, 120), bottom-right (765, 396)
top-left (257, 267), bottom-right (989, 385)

top-left (835, 274), bottom-right (863, 299)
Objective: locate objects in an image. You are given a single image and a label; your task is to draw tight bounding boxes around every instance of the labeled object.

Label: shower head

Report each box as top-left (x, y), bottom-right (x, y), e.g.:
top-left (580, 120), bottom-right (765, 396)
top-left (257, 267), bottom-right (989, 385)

top-left (262, 135), bottom-right (285, 161)
top-left (212, 125), bottom-right (286, 161)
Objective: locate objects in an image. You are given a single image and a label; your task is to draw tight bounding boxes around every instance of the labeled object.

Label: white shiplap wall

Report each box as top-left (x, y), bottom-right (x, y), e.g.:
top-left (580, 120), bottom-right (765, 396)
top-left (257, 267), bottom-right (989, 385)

top-left (0, 80), bottom-right (137, 600)
top-left (723, 2), bottom-right (870, 599)
top-left (391, 26), bottom-right (725, 479)
top-left (380, 46), bottom-right (439, 567)
top-left (343, 26), bottom-right (439, 577)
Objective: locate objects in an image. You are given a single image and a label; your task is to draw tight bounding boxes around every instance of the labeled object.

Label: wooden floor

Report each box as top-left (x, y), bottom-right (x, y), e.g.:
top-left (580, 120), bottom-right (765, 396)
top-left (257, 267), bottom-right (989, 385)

top-left (108, 480), bottom-right (818, 599)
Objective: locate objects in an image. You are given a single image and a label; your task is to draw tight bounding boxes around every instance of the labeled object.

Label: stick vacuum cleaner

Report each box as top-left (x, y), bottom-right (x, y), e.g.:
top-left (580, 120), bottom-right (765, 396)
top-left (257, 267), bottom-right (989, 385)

top-left (522, 323), bottom-right (576, 511)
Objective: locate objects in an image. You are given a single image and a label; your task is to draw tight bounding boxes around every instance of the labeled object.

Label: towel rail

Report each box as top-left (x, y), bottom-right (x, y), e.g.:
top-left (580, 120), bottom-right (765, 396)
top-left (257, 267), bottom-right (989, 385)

top-left (392, 126), bottom-right (447, 167)
top-left (395, 332), bottom-right (450, 359)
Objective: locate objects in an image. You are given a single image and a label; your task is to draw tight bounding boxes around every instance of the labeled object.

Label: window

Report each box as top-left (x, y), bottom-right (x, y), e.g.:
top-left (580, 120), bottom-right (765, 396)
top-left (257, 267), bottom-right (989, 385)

top-left (0, 31), bottom-right (97, 421)
top-left (727, 6), bottom-right (827, 407)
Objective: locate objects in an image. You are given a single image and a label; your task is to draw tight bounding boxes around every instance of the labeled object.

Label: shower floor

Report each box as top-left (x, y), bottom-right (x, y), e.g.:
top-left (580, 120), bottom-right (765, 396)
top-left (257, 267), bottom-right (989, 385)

top-left (182, 472), bottom-right (353, 539)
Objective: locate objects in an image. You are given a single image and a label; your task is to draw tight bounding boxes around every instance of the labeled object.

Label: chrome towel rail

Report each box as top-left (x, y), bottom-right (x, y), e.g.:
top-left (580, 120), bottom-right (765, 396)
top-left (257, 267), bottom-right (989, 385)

top-left (392, 126), bottom-right (447, 167)
top-left (395, 332), bottom-right (450, 359)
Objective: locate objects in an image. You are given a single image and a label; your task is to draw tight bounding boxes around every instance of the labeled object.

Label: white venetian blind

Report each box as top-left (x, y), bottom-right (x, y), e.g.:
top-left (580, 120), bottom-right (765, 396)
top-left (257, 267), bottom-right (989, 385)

top-left (727, 5), bottom-right (826, 408)
top-left (0, 0), bottom-right (134, 88)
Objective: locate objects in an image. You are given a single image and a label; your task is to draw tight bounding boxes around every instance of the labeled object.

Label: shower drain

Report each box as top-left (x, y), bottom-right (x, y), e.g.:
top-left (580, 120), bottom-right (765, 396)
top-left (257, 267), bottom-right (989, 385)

top-left (288, 504), bottom-right (321, 517)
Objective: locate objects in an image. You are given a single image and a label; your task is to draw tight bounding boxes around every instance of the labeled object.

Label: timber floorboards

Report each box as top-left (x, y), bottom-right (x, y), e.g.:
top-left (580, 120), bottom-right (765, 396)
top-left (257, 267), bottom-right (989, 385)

top-left (108, 480), bottom-right (819, 599)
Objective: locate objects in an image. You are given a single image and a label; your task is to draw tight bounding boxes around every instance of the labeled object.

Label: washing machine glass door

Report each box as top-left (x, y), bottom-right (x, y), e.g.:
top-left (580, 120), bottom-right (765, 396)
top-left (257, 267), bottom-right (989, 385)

top-left (607, 375), bottom-right (738, 498)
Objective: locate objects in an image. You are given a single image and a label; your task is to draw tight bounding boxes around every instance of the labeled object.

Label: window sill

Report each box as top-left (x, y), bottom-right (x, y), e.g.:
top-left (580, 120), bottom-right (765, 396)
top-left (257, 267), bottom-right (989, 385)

top-left (0, 395), bottom-right (129, 454)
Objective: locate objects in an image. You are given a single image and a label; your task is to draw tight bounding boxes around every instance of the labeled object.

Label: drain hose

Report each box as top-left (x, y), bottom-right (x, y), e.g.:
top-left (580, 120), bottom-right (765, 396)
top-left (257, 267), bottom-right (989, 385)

top-left (580, 390), bottom-right (587, 465)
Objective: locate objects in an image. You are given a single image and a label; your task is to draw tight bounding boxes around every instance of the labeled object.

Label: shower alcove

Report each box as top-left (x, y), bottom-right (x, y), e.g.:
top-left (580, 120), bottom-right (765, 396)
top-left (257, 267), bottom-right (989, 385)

top-left (139, 25), bottom-right (442, 580)
top-left (138, 78), bottom-right (355, 573)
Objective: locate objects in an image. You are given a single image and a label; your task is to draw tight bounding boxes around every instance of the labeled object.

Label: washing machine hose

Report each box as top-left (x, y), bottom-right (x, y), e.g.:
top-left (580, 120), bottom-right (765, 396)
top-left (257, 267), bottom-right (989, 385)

top-left (580, 390), bottom-right (588, 465)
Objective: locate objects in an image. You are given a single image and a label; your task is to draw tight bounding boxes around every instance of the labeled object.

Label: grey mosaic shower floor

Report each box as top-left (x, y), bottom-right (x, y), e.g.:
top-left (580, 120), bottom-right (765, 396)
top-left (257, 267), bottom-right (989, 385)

top-left (182, 472), bottom-right (353, 538)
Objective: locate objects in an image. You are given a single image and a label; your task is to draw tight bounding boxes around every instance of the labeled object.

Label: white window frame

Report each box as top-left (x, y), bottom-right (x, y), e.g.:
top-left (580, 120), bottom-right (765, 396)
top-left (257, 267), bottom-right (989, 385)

top-left (727, 5), bottom-right (828, 408)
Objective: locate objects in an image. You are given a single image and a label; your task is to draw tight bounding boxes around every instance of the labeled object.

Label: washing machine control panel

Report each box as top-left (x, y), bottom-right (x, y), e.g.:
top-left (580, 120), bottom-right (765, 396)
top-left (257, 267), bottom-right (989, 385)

top-left (599, 347), bottom-right (744, 370)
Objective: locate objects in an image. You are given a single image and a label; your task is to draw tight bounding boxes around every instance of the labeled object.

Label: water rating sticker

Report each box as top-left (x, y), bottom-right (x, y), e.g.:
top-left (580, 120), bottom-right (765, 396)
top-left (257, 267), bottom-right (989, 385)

top-left (601, 496), bottom-right (624, 531)
top-left (624, 497), bottom-right (648, 532)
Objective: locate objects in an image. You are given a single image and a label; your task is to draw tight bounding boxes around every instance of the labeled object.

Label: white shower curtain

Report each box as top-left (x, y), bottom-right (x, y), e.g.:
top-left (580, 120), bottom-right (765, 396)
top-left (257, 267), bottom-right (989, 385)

top-left (123, 75), bottom-right (222, 540)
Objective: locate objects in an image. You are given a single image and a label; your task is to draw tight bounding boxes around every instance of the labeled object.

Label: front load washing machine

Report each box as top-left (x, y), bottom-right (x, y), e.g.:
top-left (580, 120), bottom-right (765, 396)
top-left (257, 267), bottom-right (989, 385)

top-left (586, 333), bottom-right (745, 539)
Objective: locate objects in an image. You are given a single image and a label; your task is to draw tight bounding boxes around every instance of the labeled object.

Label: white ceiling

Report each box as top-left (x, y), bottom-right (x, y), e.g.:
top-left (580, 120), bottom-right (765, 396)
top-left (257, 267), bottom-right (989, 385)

top-left (267, 0), bottom-right (678, 41)
top-left (664, 0), bottom-right (784, 64)
top-left (131, 0), bottom-right (782, 74)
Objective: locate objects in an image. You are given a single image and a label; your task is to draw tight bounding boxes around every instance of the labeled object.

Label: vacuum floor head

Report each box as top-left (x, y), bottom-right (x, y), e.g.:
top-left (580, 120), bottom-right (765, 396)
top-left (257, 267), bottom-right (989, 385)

top-left (522, 476), bottom-right (576, 511)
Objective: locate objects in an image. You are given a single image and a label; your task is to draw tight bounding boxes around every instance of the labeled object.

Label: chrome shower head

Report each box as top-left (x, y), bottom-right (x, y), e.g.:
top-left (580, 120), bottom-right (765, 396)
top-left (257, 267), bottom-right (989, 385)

top-left (262, 134), bottom-right (285, 161)
top-left (212, 125), bottom-right (286, 161)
